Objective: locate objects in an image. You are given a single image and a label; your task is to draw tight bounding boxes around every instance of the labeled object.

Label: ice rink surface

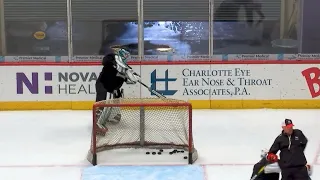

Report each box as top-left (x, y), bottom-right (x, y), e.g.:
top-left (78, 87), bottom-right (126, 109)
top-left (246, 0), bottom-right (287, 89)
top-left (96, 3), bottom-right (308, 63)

top-left (0, 109), bottom-right (319, 180)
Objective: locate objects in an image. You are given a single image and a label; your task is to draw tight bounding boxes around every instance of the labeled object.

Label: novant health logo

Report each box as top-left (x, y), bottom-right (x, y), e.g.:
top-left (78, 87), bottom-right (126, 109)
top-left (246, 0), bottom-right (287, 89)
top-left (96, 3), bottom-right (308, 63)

top-left (16, 72), bottom-right (97, 95)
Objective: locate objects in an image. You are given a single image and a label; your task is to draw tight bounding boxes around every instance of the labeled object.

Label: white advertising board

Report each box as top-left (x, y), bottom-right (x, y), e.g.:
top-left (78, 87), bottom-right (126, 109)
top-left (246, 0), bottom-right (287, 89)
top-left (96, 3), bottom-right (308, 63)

top-left (0, 64), bottom-right (319, 102)
top-left (140, 64), bottom-right (319, 100)
top-left (0, 66), bottom-right (141, 101)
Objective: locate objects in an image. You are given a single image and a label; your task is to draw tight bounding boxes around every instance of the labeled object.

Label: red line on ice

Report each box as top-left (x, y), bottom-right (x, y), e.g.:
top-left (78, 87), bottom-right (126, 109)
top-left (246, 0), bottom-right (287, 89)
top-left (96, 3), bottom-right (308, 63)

top-left (0, 163), bottom-right (254, 168)
top-left (312, 142), bottom-right (320, 165)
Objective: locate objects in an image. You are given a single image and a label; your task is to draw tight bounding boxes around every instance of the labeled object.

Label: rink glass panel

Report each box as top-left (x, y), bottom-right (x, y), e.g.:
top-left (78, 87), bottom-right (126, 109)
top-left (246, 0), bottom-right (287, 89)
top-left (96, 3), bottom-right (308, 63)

top-left (0, 3), bottom-right (3, 56)
top-left (213, 0), bottom-right (285, 55)
top-left (71, 0), bottom-right (138, 56)
top-left (1, 0), bottom-right (317, 59)
top-left (101, 20), bottom-right (210, 57)
top-left (3, 0), bottom-right (68, 56)
top-left (88, 98), bottom-right (198, 165)
top-left (143, 0), bottom-right (210, 56)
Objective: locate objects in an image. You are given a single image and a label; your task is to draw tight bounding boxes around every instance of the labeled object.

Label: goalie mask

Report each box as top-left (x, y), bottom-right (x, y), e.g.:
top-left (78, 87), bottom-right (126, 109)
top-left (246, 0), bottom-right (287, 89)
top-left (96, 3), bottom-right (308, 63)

top-left (114, 48), bottom-right (130, 63)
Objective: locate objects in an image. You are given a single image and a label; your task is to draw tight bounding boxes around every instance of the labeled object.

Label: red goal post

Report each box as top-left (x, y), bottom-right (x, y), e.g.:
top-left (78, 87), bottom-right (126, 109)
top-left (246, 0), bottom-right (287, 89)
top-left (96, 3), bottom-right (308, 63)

top-left (87, 97), bottom-right (198, 165)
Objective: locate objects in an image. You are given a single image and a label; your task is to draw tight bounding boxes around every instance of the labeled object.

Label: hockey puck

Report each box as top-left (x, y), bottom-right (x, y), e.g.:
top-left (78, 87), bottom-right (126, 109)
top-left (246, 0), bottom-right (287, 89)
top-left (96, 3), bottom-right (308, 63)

top-left (169, 152), bottom-right (173, 155)
top-left (152, 152), bottom-right (156, 155)
top-left (157, 152), bottom-right (161, 155)
top-left (181, 150), bottom-right (184, 153)
top-left (159, 149), bottom-right (163, 152)
top-left (173, 149), bottom-right (177, 153)
top-left (146, 152), bottom-right (150, 155)
top-left (183, 156), bottom-right (187, 159)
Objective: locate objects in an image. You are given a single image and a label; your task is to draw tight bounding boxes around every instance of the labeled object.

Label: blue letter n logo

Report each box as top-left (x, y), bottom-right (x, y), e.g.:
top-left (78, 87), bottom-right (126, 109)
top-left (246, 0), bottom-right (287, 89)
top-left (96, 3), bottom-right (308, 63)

top-left (150, 69), bottom-right (177, 96)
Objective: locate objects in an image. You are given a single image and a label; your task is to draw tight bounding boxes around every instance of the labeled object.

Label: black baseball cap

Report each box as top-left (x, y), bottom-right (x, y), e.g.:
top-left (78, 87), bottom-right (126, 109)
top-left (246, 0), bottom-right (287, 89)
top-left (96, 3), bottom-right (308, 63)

top-left (282, 119), bottom-right (294, 128)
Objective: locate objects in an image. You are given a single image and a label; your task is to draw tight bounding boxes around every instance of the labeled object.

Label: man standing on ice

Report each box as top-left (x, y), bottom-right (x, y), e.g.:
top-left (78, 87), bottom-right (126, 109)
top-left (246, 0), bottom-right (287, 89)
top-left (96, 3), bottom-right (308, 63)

top-left (266, 119), bottom-right (311, 180)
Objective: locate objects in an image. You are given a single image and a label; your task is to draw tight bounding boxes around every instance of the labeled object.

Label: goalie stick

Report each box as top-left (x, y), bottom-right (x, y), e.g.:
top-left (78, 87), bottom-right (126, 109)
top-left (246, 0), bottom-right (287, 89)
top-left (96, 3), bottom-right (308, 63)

top-left (128, 70), bottom-right (166, 99)
top-left (138, 80), bottom-right (166, 99)
top-left (115, 55), bottom-right (167, 99)
top-left (250, 165), bottom-right (266, 180)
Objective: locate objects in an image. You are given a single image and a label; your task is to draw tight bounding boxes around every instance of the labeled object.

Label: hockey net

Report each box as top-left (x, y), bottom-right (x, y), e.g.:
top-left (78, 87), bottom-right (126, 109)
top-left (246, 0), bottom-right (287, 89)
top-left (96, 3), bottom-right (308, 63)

top-left (87, 97), bottom-right (198, 165)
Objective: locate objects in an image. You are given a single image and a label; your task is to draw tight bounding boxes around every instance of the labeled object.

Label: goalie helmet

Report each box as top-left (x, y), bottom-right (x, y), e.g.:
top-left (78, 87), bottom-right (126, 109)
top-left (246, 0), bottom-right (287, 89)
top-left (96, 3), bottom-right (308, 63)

top-left (114, 48), bottom-right (131, 63)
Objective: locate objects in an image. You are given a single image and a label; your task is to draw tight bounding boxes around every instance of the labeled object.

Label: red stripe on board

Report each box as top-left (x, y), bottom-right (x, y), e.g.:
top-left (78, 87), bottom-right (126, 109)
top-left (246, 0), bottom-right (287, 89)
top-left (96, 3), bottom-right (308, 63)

top-left (1, 60), bottom-right (320, 66)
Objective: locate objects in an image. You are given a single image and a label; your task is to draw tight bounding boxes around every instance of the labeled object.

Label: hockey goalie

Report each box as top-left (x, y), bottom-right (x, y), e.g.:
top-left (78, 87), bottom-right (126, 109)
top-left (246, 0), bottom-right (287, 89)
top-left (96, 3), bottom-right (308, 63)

top-left (95, 48), bottom-right (139, 134)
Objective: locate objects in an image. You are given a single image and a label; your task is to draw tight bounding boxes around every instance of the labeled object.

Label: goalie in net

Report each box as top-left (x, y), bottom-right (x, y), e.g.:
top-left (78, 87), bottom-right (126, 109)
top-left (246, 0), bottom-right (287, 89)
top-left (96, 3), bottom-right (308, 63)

top-left (89, 48), bottom-right (198, 165)
top-left (94, 48), bottom-right (139, 134)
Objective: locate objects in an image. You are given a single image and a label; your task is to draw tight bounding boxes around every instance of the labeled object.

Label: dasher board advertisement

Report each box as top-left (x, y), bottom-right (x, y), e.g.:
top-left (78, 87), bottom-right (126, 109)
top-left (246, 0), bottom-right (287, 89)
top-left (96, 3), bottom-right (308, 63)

top-left (0, 64), bottom-right (319, 110)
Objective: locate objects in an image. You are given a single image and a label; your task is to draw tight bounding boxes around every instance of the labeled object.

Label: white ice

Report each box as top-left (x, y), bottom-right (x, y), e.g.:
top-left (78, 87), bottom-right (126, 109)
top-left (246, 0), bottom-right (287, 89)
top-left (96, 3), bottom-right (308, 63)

top-left (0, 109), bottom-right (319, 180)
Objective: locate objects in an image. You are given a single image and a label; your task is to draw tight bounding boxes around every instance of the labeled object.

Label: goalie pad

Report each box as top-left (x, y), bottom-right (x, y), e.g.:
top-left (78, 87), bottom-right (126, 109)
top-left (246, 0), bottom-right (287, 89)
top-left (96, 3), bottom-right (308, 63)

top-left (96, 89), bottom-right (123, 127)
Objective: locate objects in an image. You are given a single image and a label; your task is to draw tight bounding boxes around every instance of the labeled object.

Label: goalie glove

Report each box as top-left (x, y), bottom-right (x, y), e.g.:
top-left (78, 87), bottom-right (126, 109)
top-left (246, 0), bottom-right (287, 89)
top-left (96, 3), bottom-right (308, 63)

top-left (125, 69), bottom-right (140, 84)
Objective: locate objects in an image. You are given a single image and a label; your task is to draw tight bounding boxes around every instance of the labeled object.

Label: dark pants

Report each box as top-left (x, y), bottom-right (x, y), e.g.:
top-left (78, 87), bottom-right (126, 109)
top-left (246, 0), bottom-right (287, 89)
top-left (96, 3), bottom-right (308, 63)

top-left (95, 80), bottom-right (107, 102)
top-left (95, 79), bottom-right (123, 102)
top-left (262, 173), bottom-right (280, 180)
top-left (281, 166), bottom-right (309, 180)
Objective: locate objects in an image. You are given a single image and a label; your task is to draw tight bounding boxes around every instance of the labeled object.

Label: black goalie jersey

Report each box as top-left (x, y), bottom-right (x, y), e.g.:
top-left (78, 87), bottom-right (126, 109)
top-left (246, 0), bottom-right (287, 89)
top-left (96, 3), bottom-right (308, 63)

top-left (95, 53), bottom-right (126, 102)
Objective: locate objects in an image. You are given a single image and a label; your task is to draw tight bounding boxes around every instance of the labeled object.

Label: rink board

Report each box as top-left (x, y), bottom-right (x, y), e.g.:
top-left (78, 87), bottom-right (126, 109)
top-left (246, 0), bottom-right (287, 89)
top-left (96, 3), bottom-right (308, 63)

top-left (0, 61), bottom-right (320, 110)
top-left (1, 99), bottom-right (320, 110)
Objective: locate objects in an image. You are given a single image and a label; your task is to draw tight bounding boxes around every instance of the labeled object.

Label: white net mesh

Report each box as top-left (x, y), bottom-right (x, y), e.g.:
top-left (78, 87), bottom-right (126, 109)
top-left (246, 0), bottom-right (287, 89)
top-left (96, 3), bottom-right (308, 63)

top-left (87, 97), bottom-right (198, 165)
